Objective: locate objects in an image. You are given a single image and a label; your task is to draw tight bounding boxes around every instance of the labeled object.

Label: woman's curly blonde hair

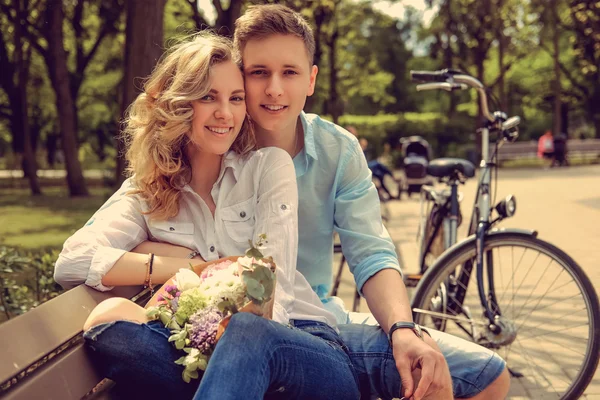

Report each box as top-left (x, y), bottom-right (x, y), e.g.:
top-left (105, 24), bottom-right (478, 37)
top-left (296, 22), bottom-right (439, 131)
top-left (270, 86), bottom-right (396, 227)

top-left (122, 32), bottom-right (256, 220)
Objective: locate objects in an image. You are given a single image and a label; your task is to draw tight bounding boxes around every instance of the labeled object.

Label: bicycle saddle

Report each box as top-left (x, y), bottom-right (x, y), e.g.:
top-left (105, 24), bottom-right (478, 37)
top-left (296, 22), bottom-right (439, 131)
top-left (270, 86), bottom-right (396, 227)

top-left (427, 158), bottom-right (476, 178)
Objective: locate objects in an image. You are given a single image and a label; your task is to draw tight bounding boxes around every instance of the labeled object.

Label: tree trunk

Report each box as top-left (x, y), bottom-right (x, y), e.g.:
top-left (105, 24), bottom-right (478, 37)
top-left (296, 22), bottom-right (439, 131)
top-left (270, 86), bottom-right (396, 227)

top-left (115, 0), bottom-right (166, 186)
top-left (305, 5), bottom-right (326, 113)
top-left (443, 0), bottom-right (457, 116)
top-left (498, 33), bottom-right (507, 111)
top-left (328, 25), bottom-right (340, 124)
top-left (46, 2), bottom-right (89, 196)
top-left (14, 0), bottom-right (41, 195)
top-left (552, 5), bottom-right (562, 136)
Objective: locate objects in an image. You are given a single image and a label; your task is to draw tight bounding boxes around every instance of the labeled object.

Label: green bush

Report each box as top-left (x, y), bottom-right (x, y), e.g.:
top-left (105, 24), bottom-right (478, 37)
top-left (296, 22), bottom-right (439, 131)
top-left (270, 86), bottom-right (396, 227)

top-left (337, 112), bottom-right (476, 163)
top-left (0, 246), bottom-right (63, 323)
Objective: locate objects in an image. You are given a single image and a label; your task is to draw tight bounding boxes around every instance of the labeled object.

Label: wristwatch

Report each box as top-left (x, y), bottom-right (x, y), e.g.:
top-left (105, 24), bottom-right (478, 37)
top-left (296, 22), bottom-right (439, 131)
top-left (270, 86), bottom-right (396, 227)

top-left (187, 251), bottom-right (201, 259)
top-left (388, 321), bottom-right (429, 346)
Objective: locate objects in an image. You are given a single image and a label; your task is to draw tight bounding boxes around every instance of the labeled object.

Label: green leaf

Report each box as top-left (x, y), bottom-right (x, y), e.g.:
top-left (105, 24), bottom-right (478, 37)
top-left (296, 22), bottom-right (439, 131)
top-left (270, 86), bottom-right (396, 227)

top-left (242, 264), bottom-right (275, 302)
top-left (243, 276), bottom-right (265, 301)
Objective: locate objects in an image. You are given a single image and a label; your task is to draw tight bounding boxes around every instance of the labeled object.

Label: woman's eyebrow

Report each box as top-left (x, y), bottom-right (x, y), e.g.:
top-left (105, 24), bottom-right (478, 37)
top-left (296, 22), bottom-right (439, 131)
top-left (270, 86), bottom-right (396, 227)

top-left (208, 89), bottom-right (245, 94)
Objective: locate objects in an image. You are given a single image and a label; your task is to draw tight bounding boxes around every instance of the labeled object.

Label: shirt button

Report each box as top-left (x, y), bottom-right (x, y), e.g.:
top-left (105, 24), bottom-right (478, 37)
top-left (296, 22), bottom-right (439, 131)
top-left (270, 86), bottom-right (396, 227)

top-left (280, 204), bottom-right (287, 210)
top-left (209, 246), bottom-right (215, 252)
top-left (169, 227), bottom-right (175, 231)
top-left (240, 211), bottom-right (246, 218)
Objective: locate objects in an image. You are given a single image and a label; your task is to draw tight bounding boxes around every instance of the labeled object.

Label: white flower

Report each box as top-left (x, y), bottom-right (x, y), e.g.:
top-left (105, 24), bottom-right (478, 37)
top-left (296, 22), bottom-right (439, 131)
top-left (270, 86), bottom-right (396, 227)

top-left (237, 256), bottom-right (254, 269)
top-left (175, 268), bottom-right (202, 291)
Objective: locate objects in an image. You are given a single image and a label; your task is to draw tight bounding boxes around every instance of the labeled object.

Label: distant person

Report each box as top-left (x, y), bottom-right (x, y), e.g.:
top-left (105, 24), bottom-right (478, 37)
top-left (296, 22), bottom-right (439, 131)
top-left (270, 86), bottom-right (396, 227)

top-left (553, 132), bottom-right (568, 167)
top-left (347, 126), bottom-right (400, 200)
top-left (537, 130), bottom-right (554, 167)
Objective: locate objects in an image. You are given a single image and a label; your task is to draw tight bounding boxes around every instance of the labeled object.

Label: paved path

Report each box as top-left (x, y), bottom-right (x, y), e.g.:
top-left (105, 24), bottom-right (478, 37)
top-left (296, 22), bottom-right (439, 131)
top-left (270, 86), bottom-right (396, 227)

top-left (334, 164), bottom-right (600, 399)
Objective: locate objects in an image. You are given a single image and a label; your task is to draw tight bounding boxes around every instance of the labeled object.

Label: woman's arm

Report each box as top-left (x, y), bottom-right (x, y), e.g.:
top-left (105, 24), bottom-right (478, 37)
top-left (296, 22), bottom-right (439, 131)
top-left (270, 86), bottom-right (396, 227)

top-left (131, 241), bottom-right (206, 261)
top-left (54, 180), bottom-right (203, 291)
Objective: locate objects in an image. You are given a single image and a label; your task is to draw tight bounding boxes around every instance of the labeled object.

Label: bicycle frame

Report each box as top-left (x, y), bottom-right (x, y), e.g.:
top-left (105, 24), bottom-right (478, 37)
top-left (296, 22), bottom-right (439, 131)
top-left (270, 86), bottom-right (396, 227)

top-left (413, 70), bottom-right (521, 329)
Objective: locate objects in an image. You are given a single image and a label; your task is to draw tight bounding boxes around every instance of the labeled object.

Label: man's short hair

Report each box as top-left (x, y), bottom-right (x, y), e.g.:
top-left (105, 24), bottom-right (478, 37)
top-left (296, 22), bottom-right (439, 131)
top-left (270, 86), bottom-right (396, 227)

top-left (234, 4), bottom-right (315, 66)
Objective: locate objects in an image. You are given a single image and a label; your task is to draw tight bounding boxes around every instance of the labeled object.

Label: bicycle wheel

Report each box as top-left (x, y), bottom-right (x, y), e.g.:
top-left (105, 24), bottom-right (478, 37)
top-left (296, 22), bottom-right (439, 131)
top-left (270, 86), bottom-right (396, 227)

top-left (412, 231), bottom-right (600, 400)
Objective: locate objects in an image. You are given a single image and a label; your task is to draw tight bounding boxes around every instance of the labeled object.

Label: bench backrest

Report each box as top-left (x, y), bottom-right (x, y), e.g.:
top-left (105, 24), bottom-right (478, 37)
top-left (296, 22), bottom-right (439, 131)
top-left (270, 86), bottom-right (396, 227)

top-left (0, 285), bottom-right (148, 400)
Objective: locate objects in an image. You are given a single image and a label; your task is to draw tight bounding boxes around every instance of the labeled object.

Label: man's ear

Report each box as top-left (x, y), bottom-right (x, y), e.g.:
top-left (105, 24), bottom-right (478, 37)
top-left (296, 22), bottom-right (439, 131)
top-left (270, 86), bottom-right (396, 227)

top-left (307, 65), bottom-right (318, 96)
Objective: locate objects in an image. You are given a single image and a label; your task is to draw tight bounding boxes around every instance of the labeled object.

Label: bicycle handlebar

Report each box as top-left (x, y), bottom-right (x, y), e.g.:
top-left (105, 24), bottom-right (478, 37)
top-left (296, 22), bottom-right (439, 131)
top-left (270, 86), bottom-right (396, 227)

top-left (411, 69), bottom-right (497, 124)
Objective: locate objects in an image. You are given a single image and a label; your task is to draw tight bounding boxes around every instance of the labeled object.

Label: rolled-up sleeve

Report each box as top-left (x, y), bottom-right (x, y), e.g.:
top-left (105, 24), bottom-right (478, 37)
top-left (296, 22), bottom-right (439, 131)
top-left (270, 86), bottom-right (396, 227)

top-left (54, 180), bottom-right (149, 291)
top-left (334, 140), bottom-right (401, 295)
top-left (252, 148), bottom-right (298, 324)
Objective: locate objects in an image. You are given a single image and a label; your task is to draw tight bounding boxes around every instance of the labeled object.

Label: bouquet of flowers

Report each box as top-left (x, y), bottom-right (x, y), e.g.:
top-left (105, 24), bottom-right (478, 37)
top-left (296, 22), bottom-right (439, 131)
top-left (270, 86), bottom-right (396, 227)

top-left (146, 234), bottom-right (276, 382)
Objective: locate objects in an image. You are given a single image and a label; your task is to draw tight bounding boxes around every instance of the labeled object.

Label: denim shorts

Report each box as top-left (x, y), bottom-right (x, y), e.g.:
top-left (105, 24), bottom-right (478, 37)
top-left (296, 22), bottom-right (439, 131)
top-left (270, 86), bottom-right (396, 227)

top-left (338, 320), bottom-right (506, 399)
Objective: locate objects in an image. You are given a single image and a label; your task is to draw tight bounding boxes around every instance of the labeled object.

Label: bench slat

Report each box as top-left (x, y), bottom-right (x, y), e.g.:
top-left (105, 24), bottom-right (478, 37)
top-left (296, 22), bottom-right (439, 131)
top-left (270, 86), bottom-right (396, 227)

top-left (0, 285), bottom-right (143, 385)
top-left (1, 344), bottom-right (103, 400)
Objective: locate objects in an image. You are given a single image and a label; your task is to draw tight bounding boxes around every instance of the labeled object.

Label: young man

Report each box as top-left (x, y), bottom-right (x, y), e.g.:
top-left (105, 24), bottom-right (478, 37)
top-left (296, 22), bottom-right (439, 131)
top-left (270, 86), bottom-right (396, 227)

top-left (235, 5), bottom-right (509, 400)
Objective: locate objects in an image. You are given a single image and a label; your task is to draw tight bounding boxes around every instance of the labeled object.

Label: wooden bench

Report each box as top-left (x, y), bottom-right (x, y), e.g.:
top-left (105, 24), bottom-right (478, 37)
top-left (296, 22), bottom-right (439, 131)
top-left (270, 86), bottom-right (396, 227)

top-left (0, 285), bottom-right (151, 400)
top-left (496, 138), bottom-right (600, 165)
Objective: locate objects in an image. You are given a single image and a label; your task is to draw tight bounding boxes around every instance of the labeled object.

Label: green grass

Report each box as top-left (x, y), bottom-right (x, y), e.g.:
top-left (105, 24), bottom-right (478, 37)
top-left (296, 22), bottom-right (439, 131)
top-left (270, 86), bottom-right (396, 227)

top-left (0, 186), bottom-right (112, 250)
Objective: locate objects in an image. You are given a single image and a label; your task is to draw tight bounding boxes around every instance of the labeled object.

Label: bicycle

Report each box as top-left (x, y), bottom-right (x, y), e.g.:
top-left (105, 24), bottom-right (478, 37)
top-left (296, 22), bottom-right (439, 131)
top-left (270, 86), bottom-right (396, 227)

top-left (409, 68), bottom-right (600, 399)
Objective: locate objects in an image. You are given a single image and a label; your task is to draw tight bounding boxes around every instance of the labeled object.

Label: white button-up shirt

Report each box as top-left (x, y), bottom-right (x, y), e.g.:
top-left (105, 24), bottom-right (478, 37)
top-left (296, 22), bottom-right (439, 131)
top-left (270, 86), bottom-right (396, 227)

top-left (54, 147), bottom-right (337, 328)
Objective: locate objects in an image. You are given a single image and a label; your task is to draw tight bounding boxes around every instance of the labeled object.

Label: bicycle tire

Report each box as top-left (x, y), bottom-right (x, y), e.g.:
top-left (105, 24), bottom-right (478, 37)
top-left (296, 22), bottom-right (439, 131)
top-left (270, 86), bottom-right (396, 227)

top-left (411, 230), bottom-right (600, 400)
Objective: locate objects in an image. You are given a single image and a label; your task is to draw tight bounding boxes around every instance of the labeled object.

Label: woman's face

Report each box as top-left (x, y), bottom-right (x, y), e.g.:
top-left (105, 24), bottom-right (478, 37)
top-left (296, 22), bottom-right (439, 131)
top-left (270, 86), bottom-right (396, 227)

top-left (189, 60), bottom-right (246, 156)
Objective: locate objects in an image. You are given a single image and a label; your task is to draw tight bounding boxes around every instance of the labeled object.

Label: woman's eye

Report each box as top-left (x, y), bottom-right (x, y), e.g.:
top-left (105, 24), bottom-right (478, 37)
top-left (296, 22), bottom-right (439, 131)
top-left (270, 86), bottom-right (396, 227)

top-left (231, 96), bottom-right (245, 102)
top-left (200, 95), bottom-right (214, 101)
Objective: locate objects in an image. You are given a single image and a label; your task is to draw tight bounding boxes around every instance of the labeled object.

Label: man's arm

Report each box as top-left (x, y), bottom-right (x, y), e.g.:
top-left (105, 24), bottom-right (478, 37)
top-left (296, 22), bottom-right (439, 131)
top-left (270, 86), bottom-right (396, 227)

top-left (334, 139), bottom-right (452, 400)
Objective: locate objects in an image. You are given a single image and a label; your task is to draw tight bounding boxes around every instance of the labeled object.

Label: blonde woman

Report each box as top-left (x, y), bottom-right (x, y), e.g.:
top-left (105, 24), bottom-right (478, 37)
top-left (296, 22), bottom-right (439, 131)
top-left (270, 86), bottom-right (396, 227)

top-left (54, 33), bottom-right (360, 399)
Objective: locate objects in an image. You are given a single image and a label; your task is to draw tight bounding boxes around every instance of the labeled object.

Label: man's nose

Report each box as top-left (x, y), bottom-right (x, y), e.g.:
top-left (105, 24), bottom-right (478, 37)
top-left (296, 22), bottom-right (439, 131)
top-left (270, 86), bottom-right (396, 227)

top-left (265, 75), bottom-right (283, 98)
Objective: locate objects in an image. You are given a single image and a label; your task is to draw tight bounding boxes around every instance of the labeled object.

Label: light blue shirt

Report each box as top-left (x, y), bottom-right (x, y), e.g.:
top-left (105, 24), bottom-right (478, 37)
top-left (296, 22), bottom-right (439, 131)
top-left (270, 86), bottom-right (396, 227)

top-left (294, 112), bottom-right (401, 323)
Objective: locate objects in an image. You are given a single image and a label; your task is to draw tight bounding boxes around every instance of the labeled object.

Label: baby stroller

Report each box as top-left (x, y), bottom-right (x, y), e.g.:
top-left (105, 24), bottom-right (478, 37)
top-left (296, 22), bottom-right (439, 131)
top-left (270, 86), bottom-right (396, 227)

top-left (400, 136), bottom-right (434, 197)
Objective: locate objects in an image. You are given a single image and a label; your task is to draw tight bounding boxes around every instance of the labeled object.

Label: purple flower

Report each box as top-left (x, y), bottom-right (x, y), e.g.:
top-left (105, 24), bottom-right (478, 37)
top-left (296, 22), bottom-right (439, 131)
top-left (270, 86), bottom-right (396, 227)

top-left (188, 306), bottom-right (224, 354)
top-left (164, 284), bottom-right (178, 295)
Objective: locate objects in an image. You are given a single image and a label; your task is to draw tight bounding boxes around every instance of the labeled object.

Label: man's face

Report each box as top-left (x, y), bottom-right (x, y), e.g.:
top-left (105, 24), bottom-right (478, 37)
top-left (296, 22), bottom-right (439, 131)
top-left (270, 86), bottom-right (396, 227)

top-left (242, 34), bottom-right (318, 136)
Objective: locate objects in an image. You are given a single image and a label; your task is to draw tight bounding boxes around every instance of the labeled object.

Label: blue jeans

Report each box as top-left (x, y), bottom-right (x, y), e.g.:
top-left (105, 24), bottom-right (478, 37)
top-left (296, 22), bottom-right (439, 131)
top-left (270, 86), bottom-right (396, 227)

top-left (84, 314), bottom-right (359, 400)
top-left (84, 316), bottom-right (504, 399)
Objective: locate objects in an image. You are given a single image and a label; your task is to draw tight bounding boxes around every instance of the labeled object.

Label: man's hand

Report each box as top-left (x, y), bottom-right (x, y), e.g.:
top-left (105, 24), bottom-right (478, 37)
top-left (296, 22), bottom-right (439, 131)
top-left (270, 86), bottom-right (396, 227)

top-left (391, 329), bottom-right (453, 400)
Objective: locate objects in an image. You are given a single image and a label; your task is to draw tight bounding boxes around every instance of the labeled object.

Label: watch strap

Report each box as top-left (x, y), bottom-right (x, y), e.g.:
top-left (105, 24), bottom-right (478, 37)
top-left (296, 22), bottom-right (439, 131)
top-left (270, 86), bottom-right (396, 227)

top-left (388, 321), bottom-right (425, 346)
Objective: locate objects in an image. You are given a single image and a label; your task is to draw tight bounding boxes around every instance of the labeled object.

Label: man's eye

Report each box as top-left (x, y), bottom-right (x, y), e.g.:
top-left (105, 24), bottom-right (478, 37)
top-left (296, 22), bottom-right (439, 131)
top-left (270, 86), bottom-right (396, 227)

top-left (250, 70), bottom-right (266, 76)
top-left (284, 70), bottom-right (298, 75)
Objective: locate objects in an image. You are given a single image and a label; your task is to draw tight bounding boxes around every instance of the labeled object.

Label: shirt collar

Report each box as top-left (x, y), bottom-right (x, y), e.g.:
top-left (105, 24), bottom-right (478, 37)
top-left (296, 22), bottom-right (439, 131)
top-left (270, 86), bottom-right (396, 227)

top-left (300, 111), bottom-right (318, 161)
top-left (294, 112), bottom-right (318, 178)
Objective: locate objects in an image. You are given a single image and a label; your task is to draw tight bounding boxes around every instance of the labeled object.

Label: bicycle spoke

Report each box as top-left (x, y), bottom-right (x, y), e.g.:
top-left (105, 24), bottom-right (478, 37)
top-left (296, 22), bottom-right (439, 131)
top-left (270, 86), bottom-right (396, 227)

top-left (513, 291), bottom-right (585, 322)
top-left (518, 321), bottom-right (591, 341)
top-left (503, 246), bottom-right (541, 312)
top-left (512, 258), bottom-right (558, 325)
top-left (495, 245), bottom-right (530, 308)
top-left (519, 330), bottom-right (588, 358)
top-left (518, 307), bottom-right (589, 337)
top-left (514, 337), bottom-right (564, 398)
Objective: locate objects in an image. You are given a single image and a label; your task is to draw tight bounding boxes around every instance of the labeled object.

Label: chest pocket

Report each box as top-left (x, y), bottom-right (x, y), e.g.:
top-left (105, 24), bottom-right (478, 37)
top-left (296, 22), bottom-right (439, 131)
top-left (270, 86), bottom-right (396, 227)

top-left (149, 220), bottom-right (195, 246)
top-left (221, 197), bottom-right (255, 243)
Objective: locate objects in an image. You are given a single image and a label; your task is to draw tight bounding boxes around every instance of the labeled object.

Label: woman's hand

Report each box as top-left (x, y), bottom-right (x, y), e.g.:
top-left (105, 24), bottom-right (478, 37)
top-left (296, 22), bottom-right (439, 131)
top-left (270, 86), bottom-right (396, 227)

top-left (144, 255), bottom-right (241, 309)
